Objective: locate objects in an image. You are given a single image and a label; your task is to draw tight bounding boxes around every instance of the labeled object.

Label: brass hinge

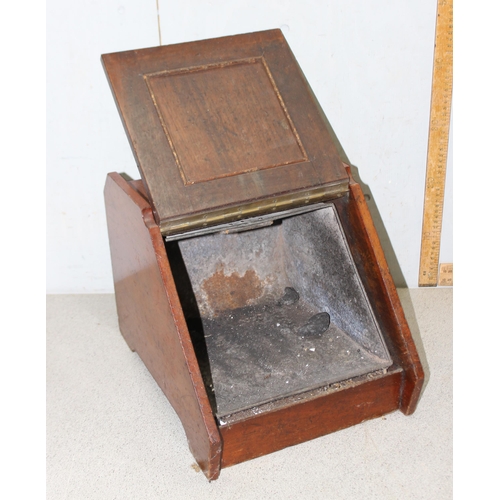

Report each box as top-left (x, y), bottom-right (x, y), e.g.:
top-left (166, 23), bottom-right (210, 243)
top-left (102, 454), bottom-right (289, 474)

top-left (160, 181), bottom-right (349, 240)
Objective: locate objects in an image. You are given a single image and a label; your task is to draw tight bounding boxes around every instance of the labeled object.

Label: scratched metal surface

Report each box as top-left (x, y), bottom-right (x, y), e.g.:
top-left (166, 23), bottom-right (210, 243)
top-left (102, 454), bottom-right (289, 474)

top-left (167, 205), bottom-right (392, 417)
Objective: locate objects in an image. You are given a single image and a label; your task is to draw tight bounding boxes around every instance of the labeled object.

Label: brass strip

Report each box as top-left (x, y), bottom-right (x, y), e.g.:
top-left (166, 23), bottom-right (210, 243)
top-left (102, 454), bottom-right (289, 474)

top-left (159, 181), bottom-right (349, 236)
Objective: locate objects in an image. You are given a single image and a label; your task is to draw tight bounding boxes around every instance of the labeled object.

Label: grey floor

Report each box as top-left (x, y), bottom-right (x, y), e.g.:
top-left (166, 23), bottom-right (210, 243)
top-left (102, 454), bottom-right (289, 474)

top-left (47, 288), bottom-right (452, 500)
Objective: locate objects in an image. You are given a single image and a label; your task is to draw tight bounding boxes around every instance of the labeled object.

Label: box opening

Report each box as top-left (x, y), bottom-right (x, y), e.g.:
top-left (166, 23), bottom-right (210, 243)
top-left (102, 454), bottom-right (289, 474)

top-left (165, 204), bottom-right (392, 419)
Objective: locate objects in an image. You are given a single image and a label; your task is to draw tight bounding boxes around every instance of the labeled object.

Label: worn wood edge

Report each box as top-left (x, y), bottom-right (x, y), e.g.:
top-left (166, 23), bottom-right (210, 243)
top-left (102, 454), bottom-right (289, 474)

top-left (105, 172), bottom-right (150, 211)
top-left (342, 166), bottom-right (424, 415)
top-left (100, 53), bottom-right (158, 217)
top-left (141, 207), bottom-right (222, 479)
top-left (104, 174), bottom-right (150, 354)
top-left (104, 173), bottom-right (222, 480)
top-left (219, 369), bottom-right (403, 468)
top-left (101, 28), bottom-right (285, 62)
top-left (129, 179), bottom-right (148, 199)
top-left (218, 365), bottom-right (402, 426)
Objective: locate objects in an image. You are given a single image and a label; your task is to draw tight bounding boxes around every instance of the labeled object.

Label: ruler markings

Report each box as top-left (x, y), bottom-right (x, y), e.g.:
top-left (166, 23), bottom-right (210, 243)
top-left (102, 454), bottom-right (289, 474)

top-left (418, 0), bottom-right (453, 286)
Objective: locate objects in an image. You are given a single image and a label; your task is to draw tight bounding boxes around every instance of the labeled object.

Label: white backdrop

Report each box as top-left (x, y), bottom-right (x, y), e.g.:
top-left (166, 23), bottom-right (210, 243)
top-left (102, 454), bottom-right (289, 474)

top-left (46, 0), bottom-right (452, 292)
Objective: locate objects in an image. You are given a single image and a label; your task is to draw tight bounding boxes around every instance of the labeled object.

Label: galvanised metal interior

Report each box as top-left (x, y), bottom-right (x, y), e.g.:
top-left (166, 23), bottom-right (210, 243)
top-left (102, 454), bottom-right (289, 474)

top-left (165, 204), bottom-right (392, 419)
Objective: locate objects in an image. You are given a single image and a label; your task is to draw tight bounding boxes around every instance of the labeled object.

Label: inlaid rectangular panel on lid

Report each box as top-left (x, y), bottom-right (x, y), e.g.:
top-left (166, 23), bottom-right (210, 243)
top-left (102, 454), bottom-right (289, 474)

top-left (102, 29), bottom-right (349, 236)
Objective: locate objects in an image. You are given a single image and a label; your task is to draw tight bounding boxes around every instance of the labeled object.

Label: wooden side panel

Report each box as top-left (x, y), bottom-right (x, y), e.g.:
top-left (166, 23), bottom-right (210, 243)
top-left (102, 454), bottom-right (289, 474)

top-left (220, 370), bottom-right (402, 468)
top-left (334, 168), bottom-right (425, 414)
top-left (103, 172), bottom-right (222, 480)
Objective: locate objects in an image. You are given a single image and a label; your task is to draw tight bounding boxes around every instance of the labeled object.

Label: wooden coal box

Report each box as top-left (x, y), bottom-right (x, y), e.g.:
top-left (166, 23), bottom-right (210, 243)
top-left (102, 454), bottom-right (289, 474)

top-left (102, 29), bottom-right (424, 480)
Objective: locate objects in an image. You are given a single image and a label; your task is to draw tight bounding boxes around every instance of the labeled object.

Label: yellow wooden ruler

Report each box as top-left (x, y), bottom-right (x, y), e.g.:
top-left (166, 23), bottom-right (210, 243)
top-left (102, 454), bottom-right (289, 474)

top-left (418, 0), bottom-right (453, 287)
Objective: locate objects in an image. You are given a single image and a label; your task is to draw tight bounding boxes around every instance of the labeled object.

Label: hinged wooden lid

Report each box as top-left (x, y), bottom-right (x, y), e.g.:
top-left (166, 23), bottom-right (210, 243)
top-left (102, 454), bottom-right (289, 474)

top-left (102, 29), bottom-right (349, 236)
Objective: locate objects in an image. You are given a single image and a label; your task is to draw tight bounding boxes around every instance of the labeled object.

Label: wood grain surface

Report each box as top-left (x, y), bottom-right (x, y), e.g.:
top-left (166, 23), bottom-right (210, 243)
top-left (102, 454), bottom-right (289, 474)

top-left (104, 172), bottom-right (222, 480)
top-left (220, 368), bottom-right (403, 468)
top-left (419, 0), bottom-right (453, 286)
top-left (334, 168), bottom-right (425, 415)
top-left (101, 29), bottom-right (349, 236)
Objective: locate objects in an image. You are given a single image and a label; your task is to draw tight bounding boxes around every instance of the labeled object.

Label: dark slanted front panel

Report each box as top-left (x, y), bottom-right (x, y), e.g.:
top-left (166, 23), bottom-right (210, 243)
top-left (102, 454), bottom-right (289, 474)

top-left (101, 30), bottom-right (349, 236)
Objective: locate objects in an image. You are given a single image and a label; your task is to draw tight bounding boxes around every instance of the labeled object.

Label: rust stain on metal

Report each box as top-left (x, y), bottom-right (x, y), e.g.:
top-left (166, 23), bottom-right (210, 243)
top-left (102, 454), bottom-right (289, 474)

top-left (202, 266), bottom-right (264, 315)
